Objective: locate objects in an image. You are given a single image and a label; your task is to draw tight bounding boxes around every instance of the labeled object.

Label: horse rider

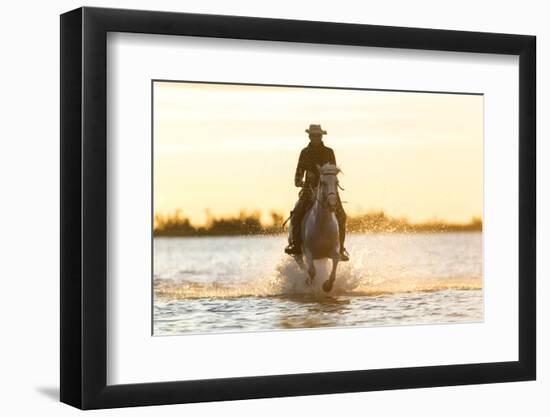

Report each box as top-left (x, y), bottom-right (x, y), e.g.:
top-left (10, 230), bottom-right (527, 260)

top-left (284, 124), bottom-right (350, 261)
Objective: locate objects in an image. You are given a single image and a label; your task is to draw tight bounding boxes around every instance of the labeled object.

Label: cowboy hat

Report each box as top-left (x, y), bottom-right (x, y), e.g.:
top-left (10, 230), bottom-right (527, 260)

top-left (305, 124), bottom-right (327, 135)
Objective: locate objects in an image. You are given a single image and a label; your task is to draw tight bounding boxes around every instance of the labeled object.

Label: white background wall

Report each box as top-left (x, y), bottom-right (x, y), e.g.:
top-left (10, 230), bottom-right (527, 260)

top-left (0, 0), bottom-right (545, 415)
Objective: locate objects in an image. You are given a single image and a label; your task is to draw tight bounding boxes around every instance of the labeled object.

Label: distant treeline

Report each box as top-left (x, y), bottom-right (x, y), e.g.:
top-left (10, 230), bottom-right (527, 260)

top-left (154, 209), bottom-right (482, 237)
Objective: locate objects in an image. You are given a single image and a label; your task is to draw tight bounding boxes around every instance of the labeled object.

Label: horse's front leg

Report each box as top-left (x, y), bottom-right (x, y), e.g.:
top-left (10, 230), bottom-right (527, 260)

top-left (303, 248), bottom-right (315, 286)
top-left (292, 255), bottom-right (306, 271)
top-left (323, 252), bottom-right (339, 292)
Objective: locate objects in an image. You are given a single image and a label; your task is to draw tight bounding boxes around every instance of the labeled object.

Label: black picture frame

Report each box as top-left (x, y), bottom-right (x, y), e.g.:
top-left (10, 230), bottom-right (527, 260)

top-left (60, 6), bottom-right (536, 410)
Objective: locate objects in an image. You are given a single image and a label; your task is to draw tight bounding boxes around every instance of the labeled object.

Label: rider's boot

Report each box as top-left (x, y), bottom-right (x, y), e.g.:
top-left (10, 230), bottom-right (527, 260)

top-left (284, 243), bottom-right (302, 255)
top-left (339, 246), bottom-right (350, 262)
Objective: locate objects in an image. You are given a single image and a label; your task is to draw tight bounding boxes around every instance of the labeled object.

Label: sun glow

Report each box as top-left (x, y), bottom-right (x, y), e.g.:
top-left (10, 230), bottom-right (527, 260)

top-left (154, 81), bottom-right (483, 226)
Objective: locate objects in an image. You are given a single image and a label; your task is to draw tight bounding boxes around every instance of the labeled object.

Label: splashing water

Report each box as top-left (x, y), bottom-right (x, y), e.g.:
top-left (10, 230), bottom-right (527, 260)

top-left (153, 233), bottom-right (483, 334)
top-left (154, 258), bottom-right (480, 300)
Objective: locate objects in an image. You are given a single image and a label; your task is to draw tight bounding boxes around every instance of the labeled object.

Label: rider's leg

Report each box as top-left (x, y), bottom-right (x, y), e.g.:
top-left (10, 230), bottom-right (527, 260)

top-left (335, 196), bottom-right (349, 261)
top-left (290, 206), bottom-right (303, 249)
top-left (285, 195), bottom-right (309, 254)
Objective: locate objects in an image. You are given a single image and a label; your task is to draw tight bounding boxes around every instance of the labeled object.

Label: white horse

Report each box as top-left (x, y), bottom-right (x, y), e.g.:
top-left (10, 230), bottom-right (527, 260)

top-left (291, 163), bottom-right (341, 293)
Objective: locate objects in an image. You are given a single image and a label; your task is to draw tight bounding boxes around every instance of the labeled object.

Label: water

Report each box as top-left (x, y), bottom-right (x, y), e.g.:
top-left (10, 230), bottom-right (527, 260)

top-left (154, 232), bottom-right (482, 335)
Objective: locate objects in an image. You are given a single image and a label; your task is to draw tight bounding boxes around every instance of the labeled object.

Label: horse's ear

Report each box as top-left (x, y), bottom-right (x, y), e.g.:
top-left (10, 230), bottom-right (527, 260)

top-left (316, 164), bottom-right (321, 172)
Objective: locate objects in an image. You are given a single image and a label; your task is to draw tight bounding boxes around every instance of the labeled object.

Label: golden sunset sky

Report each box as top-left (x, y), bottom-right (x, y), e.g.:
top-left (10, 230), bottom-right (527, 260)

top-left (153, 81), bottom-right (483, 225)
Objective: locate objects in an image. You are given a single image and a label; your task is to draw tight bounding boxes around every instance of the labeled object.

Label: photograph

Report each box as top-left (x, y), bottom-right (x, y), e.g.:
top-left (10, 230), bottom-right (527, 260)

top-left (152, 80), bottom-right (484, 336)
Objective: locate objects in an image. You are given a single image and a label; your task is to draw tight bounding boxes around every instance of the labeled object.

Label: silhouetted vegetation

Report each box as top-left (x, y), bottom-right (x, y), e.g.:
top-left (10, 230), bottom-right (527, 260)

top-left (346, 211), bottom-right (482, 234)
top-left (154, 209), bottom-right (482, 237)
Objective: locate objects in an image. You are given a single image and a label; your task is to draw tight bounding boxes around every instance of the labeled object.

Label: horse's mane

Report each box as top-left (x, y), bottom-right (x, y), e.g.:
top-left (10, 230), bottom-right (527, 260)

top-left (318, 163), bottom-right (341, 176)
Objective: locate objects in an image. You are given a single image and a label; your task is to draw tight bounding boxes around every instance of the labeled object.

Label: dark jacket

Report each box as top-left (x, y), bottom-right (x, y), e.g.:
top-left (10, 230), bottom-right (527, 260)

top-left (294, 140), bottom-right (336, 188)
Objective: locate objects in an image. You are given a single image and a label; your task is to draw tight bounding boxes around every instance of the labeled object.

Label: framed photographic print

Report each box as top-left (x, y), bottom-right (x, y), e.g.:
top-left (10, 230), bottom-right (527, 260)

top-left (60, 6), bottom-right (536, 409)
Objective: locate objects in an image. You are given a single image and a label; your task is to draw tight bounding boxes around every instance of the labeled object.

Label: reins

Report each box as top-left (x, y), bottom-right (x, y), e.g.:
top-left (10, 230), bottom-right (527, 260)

top-left (315, 172), bottom-right (340, 209)
top-left (282, 171), bottom-right (346, 229)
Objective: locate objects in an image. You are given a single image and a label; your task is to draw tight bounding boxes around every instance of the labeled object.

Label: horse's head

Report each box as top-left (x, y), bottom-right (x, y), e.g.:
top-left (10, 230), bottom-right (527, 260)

top-left (316, 163), bottom-right (341, 212)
